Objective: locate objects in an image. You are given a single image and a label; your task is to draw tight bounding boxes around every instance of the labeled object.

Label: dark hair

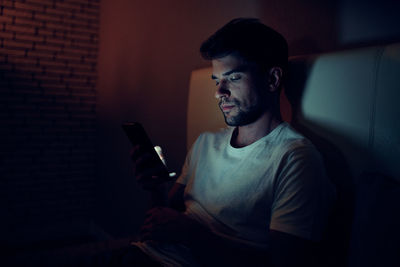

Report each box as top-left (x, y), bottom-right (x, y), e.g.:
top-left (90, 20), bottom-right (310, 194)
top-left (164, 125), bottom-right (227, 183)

top-left (200, 18), bottom-right (288, 73)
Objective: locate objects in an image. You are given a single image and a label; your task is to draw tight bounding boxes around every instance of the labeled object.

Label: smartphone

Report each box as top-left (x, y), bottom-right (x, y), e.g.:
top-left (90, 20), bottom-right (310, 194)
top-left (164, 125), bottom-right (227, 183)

top-left (122, 122), bottom-right (170, 182)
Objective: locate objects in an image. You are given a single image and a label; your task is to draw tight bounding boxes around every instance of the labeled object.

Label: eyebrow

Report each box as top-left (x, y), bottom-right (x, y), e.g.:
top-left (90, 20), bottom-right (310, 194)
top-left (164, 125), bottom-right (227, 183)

top-left (211, 66), bottom-right (248, 80)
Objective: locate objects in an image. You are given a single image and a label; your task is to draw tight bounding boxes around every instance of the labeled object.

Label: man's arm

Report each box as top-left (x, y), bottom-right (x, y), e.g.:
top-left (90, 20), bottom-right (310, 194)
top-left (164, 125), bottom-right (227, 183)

top-left (143, 182), bottom-right (318, 266)
top-left (146, 180), bottom-right (185, 209)
top-left (167, 182), bottom-right (186, 211)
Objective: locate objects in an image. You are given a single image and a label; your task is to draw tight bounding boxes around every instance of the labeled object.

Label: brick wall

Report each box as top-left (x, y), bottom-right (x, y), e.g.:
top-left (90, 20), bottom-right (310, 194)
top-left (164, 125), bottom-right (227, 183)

top-left (0, 0), bottom-right (100, 246)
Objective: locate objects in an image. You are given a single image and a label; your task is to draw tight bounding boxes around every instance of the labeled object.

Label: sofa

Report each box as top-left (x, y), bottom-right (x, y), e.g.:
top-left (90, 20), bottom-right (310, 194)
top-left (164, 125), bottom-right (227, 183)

top-left (187, 42), bottom-right (400, 267)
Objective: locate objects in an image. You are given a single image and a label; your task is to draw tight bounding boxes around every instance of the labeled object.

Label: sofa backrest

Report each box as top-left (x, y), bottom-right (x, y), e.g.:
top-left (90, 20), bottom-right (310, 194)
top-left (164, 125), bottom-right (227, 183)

top-left (286, 43), bottom-right (400, 182)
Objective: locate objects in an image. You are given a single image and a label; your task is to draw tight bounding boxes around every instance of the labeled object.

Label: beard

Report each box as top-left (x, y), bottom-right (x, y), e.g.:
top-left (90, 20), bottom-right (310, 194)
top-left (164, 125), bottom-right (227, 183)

top-left (219, 98), bottom-right (265, 126)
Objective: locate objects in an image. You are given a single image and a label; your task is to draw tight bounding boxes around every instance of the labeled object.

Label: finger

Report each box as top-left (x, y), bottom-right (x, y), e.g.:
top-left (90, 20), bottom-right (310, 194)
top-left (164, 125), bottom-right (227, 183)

top-left (139, 227), bottom-right (151, 241)
top-left (130, 145), bottom-right (146, 161)
top-left (144, 207), bottom-right (157, 218)
top-left (143, 207), bottom-right (162, 223)
top-left (134, 154), bottom-right (155, 174)
top-left (140, 223), bottom-right (160, 242)
top-left (140, 227), bottom-right (164, 242)
top-left (135, 168), bottom-right (168, 184)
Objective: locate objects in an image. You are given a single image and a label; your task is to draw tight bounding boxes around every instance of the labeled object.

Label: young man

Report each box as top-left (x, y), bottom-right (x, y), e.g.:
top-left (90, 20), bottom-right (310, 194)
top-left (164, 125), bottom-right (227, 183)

top-left (131, 18), bottom-right (335, 266)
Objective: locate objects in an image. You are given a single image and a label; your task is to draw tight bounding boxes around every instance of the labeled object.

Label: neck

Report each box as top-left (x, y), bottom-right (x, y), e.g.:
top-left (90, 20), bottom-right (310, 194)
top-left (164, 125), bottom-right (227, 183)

top-left (232, 112), bottom-right (282, 148)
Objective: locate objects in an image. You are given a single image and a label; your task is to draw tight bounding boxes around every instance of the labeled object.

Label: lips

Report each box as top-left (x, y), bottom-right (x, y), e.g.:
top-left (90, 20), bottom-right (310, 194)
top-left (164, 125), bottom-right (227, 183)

top-left (220, 104), bottom-right (235, 112)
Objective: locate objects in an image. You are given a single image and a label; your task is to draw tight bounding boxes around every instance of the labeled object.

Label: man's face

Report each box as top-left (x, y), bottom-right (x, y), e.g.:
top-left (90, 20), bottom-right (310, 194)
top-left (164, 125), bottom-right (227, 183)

top-left (211, 55), bottom-right (267, 126)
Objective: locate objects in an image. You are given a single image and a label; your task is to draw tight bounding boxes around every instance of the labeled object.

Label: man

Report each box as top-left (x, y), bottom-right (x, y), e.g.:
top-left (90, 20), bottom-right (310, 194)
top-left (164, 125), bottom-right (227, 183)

top-left (131, 18), bottom-right (335, 266)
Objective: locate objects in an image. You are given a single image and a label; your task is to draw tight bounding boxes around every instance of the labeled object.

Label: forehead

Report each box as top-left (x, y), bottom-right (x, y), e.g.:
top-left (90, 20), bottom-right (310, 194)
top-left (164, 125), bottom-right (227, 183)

top-left (212, 55), bottom-right (245, 71)
top-left (211, 55), bottom-right (257, 77)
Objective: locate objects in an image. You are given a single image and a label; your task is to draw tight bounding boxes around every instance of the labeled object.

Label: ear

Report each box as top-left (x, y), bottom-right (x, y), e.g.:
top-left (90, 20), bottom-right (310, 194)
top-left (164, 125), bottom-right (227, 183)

top-left (268, 67), bottom-right (283, 92)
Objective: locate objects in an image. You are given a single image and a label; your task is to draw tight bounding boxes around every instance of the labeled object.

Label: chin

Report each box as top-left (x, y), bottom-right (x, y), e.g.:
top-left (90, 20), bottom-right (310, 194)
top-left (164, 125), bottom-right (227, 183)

top-left (224, 114), bottom-right (260, 127)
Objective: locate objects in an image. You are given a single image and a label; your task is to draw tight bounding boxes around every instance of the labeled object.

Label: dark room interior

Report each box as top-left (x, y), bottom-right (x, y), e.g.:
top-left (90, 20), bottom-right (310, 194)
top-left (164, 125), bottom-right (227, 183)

top-left (1, 0), bottom-right (400, 266)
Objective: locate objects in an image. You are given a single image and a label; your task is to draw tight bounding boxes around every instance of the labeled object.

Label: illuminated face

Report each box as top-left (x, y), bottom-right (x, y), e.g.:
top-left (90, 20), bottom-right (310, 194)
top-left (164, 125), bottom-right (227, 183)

top-left (211, 55), bottom-right (267, 126)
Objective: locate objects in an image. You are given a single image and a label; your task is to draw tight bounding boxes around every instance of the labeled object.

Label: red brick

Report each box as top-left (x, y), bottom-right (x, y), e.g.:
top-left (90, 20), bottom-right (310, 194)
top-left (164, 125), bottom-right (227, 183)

top-left (15, 32), bottom-right (44, 43)
top-left (60, 46), bottom-right (88, 55)
top-left (33, 74), bottom-right (61, 83)
top-left (70, 72), bottom-right (97, 79)
top-left (14, 17), bottom-right (45, 27)
top-left (67, 60), bottom-right (94, 69)
top-left (2, 6), bottom-right (34, 18)
top-left (37, 27), bottom-right (59, 38)
top-left (43, 68), bottom-right (71, 76)
top-left (3, 39), bottom-right (34, 50)
top-left (8, 79), bottom-right (40, 88)
top-left (12, 64), bottom-right (43, 73)
top-left (47, 20), bottom-right (88, 32)
top-left (4, 23), bottom-right (36, 35)
top-left (0, 14), bottom-right (14, 24)
top-left (42, 22), bottom-right (71, 32)
top-left (1, 0), bottom-right (15, 9)
top-left (69, 27), bottom-right (98, 36)
top-left (63, 17), bottom-right (92, 28)
top-left (7, 54), bottom-right (38, 65)
top-left (45, 36), bottom-right (68, 47)
top-left (44, 6), bottom-right (71, 18)
top-left (25, 0), bottom-right (54, 7)
top-left (40, 59), bottom-right (68, 68)
top-left (62, 76), bottom-right (89, 84)
top-left (69, 41), bottom-right (97, 50)
top-left (34, 12), bottom-right (63, 24)
top-left (14, 2), bottom-right (46, 13)
top-left (2, 70), bottom-right (35, 80)
top-left (35, 43), bottom-right (63, 53)
top-left (53, 1), bottom-right (81, 10)
top-left (55, 55), bottom-right (82, 65)
top-left (26, 49), bottom-right (54, 57)
top-left (62, 16), bottom-right (92, 28)
top-left (76, 9), bottom-right (98, 19)
top-left (40, 81), bottom-right (67, 90)
top-left (0, 30), bottom-right (15, 39)
top-left (0, 47), bottom-right (26, 59)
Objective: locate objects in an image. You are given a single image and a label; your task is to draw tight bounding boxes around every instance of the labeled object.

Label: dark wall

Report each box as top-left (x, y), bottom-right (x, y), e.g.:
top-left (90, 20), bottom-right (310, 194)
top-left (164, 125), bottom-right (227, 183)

top-left (0, 0), bottom-right (100, 248)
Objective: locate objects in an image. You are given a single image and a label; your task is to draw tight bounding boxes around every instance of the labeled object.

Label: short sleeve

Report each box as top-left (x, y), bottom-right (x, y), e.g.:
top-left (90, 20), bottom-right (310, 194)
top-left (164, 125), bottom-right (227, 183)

top-left (269, 145), bottom-right (335, 241)
top-left (175, 152), bottom-right (190, 185)
top-left (175, 134), bottom-right (201, 185)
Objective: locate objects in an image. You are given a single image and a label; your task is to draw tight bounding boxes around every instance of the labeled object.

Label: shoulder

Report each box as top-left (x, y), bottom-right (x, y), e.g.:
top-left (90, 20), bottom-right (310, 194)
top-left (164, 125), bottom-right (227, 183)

top-left (269, 123), bottom-right (318, 160)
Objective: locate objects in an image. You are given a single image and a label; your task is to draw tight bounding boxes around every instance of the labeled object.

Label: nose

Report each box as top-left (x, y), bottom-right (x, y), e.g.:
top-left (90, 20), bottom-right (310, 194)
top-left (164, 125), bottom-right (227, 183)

top-left (215, 80), bottom-right (230, 99)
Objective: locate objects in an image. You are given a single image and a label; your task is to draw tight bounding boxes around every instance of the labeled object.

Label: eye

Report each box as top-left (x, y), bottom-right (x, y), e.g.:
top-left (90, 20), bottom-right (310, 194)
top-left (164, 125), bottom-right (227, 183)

top-left (215, 80), bottom-right (220, 86)
top-left (229, 74), bottom-right (241, 82)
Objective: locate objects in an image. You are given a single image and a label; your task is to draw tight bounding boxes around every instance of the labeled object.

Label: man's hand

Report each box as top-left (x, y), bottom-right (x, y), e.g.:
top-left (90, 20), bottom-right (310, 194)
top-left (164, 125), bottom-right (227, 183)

top-left (130, 145), bottom-right (169, 190)
top-left (140, 207), bottom-right (199, 244)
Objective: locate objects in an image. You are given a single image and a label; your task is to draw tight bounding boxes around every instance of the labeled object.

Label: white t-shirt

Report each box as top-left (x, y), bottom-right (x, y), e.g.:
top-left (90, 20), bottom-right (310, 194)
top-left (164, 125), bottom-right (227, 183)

top-left (134, 122), bottom-right (335, 266)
